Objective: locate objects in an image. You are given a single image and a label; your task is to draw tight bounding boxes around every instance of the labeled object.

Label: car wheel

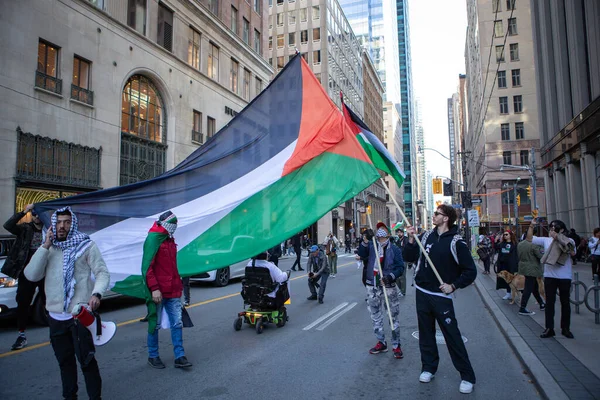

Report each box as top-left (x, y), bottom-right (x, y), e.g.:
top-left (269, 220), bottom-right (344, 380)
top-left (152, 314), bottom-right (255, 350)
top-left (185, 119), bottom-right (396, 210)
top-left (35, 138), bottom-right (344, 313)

top-left (31, 293), bottom-right (48, 326)
top-left (213, 267), bottom-right (230, 287)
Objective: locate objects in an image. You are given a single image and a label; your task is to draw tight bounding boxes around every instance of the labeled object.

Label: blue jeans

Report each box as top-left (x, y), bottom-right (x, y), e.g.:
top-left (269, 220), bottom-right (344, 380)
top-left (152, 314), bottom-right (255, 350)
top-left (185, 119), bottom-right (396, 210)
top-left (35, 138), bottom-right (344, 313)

top-left (308, 273), bottom-right (329, 299)
top-left (147, 298), bottom-right (185, 359)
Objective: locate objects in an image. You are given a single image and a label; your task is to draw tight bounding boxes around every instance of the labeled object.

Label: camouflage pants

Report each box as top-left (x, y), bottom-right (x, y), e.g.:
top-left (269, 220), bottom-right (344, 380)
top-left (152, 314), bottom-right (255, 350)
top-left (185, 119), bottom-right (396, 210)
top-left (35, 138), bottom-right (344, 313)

top-left (366, 284), bottom-right (401, 347)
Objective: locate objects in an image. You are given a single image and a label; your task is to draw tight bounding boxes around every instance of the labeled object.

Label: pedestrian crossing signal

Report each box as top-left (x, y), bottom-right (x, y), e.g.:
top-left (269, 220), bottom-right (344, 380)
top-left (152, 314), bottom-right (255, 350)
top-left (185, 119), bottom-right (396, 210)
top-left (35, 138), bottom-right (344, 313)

top-left (432, 178), bottom-right (443, 194)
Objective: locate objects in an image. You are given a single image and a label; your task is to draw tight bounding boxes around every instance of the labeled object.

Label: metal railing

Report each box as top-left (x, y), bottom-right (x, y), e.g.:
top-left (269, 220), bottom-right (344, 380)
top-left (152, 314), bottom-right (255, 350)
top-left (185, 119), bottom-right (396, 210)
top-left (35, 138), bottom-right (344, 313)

top-left (71, 84), bottom-right (94, 106)
top-left (35, 71), bottom-right (62, 95)
top-left (192, 130), bottom-right (204, 144)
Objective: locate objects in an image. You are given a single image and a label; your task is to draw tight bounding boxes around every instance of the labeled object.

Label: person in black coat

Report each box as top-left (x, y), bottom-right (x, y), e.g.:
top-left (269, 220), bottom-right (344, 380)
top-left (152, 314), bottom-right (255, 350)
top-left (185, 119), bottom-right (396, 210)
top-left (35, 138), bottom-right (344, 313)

top-left (291, 233), bottom-right (304, 271)
top-left (494, 230), bottom-right (519, 299)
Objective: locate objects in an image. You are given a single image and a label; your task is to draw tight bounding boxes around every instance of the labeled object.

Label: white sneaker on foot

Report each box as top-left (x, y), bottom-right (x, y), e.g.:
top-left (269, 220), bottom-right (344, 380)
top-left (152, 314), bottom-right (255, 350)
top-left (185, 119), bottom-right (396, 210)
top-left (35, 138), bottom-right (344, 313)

top-left (459, 380), bottom-right (474, 394)
top-left (502, 293), bottom-right (512, 300)
top-left (419, 372), bottom-right (434, 383)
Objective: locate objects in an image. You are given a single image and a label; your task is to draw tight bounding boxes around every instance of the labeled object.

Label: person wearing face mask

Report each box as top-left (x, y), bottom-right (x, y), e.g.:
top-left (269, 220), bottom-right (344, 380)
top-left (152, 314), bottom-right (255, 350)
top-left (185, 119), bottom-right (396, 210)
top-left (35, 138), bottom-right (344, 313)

top-left (357, 222), bottom-right (405, 359)
top-left (2, 204), bottom-right (45, 350)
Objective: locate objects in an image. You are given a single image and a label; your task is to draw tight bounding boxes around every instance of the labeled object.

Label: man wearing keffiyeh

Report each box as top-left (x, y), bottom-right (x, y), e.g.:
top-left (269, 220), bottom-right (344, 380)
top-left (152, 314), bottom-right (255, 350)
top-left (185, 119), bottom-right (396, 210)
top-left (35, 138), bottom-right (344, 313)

top-left (25, 206), bottom-right (110, 400)
top-left (357, 222), bottom-right (405, 359)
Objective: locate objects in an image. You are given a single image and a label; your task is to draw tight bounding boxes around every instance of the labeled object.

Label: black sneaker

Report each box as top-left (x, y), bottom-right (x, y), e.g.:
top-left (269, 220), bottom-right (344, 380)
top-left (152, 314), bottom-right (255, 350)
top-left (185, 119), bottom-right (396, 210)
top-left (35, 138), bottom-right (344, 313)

top-left (11, 336), bottom-right (27, 351)
top-left (148, 357), bottom-right (166, 369)
top-left (540, 328), bottom-right (555, 338)
top-left (561, 329), bottom-right (574, 339)
top-left (518, 308), bottom-right (535, 316)
top-left (540, 303), bottom-right (546, 311)
top-left (318, 298), bottom-right (324, 304)
top-left (298, 268), bottom-right (304, 271)
top-left (307, 295), bottom-right (318, 300)
top-left (369, 341), bottom-right (388, 354)
top-left (174, 356), bottom-right (192, 368)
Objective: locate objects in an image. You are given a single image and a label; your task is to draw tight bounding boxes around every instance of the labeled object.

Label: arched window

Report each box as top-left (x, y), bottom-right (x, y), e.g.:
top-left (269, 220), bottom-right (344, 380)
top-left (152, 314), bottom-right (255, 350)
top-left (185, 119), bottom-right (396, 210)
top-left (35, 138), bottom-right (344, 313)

top-left (120, 75), bottom-right (167, 185)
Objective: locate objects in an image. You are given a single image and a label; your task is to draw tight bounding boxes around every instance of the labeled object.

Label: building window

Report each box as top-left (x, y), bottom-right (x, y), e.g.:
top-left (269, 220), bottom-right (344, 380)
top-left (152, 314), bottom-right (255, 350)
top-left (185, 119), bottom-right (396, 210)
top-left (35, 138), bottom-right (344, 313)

top-left (36, 39), bottom-right (61, 94)
top-left (157, 4), bottom-right (173, 52)
top-left (289, 10), bottom-right (296, 24)
top-left (301, 52), bottom-right (307, 61)
top-left (508, 18), bottom-right (518, 35)
top-left (207, 116), bottom-right (216, 138)
top-left (188, 27), bottom-right (201, 69)
top-left (253, 0), bottom-right (260, 14)
top-left (493, 0), bottom-right (501, 13)
top-left (300, 8), bottom-right (307, 22)
top-left (499, 96), bottom-right (509, 114)
top-left (231, 6), bottom-right (238, 34)
top-left (255, 77), bottom-right (262, 98)
top-left (502, 151), bottom-right (512, 165)
top-left (243, 18), bottom-right (249, 44)
top-left (277, 12), bottom-right (284, 26)
top-left (120, 75), bottom-right (166, 184)
top-left (495, 45), bottom-right (504, 62)
top-left (520, 150), bottom-right (529, 166)
top-left (510, 43), bottom-right (519, 61)
top-left (127, 0), bottom-right (147, 35)
top-left (277, 0), bottom-right (283, 5)
top-left (192, 110), bottom-right (203, 143)
top-left (288, 32), bottom-right (296, 47)
top-left (515, 122), bottom-right (524, 139)
top-left (230, 59), bottom-right (239, 93)
top-left (513, 95), bottom-right (523, 113)
top-left (269, 36), bottom-right (273, 50)
top-left (511, 69), bottom-right (521, 86)
top-left (208, 43), bottom-right (219, 81)
top-left (277, 56), bottom-right (284, 69)
top-left (312, 5), bottom-right (320, 19)
top-left (506, 0), bottom-right (515, 10)
top-left (243, 69), bottom-right (250, 100)
top-left (269, 0), bottom-right (272, 6)
top-left (313, 27), bottom-right (320, 41)
top-left (494, 20), bottom-right (503, 38)
top-left (71, 56), bottom-right (93, 105)
top-left (301, 29), bottom-right (308, 44)
top-left (254, 29), bottom-right (261, 53)
top-left (497, 70), bottom-right (506, 88)
top-left (277, 33), bottom-right (284, 48)
top-left (501, 123), bottom-right (510, 140)
top-left (313, 50), bottom-right (321, 64)
top-left (209, 0), bottom-right (219, 15)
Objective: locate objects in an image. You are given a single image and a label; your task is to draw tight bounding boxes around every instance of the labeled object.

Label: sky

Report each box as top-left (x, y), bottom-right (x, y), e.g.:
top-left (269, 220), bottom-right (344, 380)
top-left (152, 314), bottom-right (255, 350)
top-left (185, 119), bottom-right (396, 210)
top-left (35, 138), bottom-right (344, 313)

top-left (409, 0), bottom-right (468, 181)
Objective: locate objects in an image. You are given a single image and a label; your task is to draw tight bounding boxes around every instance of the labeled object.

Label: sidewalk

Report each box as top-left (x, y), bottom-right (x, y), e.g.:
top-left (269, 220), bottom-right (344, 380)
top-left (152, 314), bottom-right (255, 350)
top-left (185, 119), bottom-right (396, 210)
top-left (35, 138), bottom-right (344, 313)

top-left (474, 260), bottom-right (600, 400)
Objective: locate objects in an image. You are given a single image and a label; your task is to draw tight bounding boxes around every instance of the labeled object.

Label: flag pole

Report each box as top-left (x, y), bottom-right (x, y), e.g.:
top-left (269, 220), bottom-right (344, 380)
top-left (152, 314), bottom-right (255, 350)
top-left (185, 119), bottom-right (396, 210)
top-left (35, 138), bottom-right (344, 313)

top-left (362, 193), bottom-right (395, 329)
top-left (379, 178), bottom-right (444, 285)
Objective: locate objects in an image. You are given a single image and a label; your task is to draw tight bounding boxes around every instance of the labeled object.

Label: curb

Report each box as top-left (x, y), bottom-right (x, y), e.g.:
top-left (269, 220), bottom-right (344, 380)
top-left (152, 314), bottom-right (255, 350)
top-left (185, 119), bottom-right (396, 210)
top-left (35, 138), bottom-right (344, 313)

top-left (473, 274), bottom-right (569, 400)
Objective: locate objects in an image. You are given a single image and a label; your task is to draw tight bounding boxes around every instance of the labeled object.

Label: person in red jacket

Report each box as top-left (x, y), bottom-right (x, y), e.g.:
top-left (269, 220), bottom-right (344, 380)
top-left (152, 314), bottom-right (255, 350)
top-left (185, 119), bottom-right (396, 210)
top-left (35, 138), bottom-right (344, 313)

top-left (145, 211), bottom-right (192, 369)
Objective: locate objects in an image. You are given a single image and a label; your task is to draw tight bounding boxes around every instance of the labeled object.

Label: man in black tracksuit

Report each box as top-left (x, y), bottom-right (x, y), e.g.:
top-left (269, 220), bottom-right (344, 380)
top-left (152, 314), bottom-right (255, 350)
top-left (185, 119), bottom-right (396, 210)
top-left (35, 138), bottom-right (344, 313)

top-left (403, 204), bottom-right (477, 394)
top-left (291, 233), bottom-right (304, 271)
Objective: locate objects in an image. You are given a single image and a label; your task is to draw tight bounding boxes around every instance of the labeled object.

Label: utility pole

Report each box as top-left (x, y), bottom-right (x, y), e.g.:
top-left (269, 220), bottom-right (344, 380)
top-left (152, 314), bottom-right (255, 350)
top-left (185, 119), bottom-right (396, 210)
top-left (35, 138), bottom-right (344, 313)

top-left (513, 183), bottom-right (519, 237)
top-left (530, 147), bottom-right (538, 210)
top-left (504, 183), bottom-right (511, 227)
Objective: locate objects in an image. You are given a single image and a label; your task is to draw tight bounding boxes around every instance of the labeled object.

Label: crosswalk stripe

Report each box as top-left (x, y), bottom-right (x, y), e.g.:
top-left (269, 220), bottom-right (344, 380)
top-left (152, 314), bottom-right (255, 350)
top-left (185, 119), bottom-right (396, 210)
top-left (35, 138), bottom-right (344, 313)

top-left (302, 302), bottom-right (349, 331)
top-left (316, 302), bottom-right (357, 331)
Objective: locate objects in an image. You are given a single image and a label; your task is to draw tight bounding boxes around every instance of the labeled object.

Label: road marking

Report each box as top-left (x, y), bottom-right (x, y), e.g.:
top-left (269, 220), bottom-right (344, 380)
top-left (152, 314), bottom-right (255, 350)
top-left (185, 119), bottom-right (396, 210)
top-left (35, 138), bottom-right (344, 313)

top-left (302, 302), bottom-right (349, 331)
top-left (316, 302), bottom-right (357, 331)
top-left (0, 261), bottom-right (356, 358)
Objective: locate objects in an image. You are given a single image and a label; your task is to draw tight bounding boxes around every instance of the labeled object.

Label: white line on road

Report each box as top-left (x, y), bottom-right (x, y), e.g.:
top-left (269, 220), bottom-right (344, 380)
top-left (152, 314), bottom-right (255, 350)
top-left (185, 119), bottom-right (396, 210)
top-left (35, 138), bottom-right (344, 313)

top-left (302, 302), bottom-right (348, 331)
top-left (316, 302), bottom-right (357, 331)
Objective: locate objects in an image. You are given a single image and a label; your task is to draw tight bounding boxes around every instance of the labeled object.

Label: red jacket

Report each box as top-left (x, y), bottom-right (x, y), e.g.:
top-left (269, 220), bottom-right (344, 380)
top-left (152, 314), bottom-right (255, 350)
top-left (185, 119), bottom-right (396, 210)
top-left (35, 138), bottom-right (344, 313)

top-left (146, 238), bottom-right (183, 299)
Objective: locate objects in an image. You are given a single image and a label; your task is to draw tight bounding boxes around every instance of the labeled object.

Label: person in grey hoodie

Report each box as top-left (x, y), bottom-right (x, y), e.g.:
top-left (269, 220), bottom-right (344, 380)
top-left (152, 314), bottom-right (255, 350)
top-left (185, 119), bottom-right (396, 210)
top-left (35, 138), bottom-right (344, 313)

top-left (25, 206), bottom-right (109, 400)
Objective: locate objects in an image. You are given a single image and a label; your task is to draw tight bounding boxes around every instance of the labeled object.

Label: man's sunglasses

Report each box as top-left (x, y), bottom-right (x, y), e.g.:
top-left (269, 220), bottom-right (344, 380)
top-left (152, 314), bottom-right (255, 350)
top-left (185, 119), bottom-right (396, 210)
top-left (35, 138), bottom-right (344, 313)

top-left (433, 211), bottom-right (446, 217)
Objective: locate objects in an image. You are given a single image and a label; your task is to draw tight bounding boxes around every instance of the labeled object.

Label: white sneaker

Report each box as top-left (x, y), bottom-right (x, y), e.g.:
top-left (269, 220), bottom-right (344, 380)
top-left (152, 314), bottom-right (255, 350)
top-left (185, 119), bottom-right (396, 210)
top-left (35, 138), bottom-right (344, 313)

top-left (331, 274), bottom-right (336, 278)
top-left (459, 380), bottom-right (474, 394)
top-left (419, 372), bottom-right (434, 383)
top-left (502, 293), bottom-right (512, 300)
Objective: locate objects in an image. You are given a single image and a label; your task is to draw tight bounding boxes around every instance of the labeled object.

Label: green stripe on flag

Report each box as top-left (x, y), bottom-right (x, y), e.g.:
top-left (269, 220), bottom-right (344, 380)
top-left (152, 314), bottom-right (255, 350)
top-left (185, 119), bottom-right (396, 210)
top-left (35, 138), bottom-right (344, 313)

top-left (357, 134), bottom-right (405, 187)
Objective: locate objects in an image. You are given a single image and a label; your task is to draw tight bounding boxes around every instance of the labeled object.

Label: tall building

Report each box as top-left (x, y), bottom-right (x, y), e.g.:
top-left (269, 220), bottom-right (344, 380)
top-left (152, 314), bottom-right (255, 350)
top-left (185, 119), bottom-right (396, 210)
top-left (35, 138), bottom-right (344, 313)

top-left (268, 0), bottom-right (363, 116)
top-left (0, 0), bottom-right (271, 230)
top-left (268, 0), bottom-right (365, 241)
top-left (396, 0), bottom-right (416, 223)
top-left (463, 0), bottom-right (545, 233)
top-left (447, 91), bottom-right (463, 205)
top-left (383, 101), bottom-right (403, 225)
top-left (414, 99), bottom-right (427, 230)
top-left (426, 169), bottom-right (434, 230)
top-left (530, 1), bottom-right (600, 236)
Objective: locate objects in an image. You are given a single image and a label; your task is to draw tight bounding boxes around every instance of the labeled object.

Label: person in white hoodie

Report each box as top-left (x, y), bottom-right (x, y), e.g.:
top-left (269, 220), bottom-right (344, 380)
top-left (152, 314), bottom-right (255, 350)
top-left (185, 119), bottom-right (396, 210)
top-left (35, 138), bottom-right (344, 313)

top-left (588, 227), bottom-right (600, 279)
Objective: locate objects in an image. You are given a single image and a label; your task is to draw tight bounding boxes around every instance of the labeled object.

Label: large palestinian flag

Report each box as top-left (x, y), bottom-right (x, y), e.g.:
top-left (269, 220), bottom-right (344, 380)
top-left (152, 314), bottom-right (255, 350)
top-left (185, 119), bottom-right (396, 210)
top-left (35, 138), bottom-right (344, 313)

top-left (34, 55), bottom-right (380, 298)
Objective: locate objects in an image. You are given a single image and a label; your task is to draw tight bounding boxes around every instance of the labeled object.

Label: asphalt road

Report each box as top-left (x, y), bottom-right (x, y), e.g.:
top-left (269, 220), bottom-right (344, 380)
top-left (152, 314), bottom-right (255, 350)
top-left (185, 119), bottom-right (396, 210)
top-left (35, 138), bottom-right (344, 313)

top-left (0, 254), bottom-right (540, 399)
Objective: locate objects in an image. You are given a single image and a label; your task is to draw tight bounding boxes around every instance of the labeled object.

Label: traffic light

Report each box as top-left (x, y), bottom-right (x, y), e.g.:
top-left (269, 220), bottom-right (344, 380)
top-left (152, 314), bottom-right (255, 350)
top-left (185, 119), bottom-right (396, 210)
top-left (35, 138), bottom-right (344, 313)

top-left (443, 181), bottom-right (453, 197)
top-left (526, 185), bottom-right (531, 197)
top-left (366, 205), bottom-right (372, 214)
top-left (516, 194), bottom-right (521, 206)
top-left (432, 178), bottom-right (442, 194)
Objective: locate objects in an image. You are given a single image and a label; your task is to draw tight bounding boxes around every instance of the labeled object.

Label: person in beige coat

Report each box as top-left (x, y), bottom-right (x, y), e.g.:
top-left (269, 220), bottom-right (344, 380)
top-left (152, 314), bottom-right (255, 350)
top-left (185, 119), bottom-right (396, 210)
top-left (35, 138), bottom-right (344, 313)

top-left (25, 206), bottom-right (109, 400)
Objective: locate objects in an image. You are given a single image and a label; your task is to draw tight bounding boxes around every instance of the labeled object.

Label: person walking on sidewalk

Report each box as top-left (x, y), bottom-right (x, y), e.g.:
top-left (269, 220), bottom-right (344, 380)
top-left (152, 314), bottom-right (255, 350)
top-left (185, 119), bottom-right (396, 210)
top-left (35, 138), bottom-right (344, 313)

top-left (25, 206), bottom-right (110, 400)
top-left (144, 211), bottom-right (192, 369)
top-left (527, 218), bottom-right (576, 339)
top-left (495, 230), bottom-right (518, 300)
top-left (403, 204), bottom-right (477, 394)
top-left (588, 228), bottom-right (600, 278)
top-left (517, 232), bottom-right (546, 316)
top-left (291, 232), bottom-right (304, 271)
top-left (306, 245), bottom-right (329, 304)
top-left (323, 232), bottom-right (340, 277)
top-left (358, 222), bottom-right (405, 359)
top-left (477, 233), bottom-right (492, 275)
top-left (2, 204), bottom-right (45, 351)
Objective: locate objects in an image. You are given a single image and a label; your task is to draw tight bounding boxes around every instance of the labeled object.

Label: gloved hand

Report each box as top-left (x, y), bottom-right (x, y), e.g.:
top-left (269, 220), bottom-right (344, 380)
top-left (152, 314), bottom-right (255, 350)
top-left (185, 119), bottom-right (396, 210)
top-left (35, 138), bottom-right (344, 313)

top-left (381, 275), bottom-right (394, 285)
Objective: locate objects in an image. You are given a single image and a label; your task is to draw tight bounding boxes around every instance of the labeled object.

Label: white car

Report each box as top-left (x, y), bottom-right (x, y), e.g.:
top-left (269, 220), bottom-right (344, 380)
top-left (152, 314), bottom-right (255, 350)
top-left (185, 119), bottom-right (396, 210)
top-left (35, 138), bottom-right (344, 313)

top-left (188, 259), bottom-right (249, 287)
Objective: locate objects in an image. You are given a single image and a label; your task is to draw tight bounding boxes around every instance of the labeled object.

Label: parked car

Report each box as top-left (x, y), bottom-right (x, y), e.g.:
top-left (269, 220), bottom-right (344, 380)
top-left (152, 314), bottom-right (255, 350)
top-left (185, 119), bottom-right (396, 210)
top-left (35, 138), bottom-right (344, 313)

top-left (189, 259), bottom-right (249, 287)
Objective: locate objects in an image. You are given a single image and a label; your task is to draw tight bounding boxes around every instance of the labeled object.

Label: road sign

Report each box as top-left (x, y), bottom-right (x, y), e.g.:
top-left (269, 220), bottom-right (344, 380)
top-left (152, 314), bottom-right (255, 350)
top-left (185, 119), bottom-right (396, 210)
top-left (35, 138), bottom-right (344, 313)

top-left (471, 198), bottom-right (482, 204)
top-left (467, 209), bottom-right (480, 227)
top-left (452, 204), bottom-right (462, 209)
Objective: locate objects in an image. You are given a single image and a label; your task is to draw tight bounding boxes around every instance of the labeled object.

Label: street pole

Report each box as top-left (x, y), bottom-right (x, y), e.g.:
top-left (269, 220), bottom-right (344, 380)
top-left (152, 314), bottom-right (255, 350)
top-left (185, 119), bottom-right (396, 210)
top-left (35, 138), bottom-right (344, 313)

top-left (530, 147), bottom-right (538, 210)
top-left (506, 186), bottom-right (511, 228)
top-left (513, 183), bottom-right (519, 237)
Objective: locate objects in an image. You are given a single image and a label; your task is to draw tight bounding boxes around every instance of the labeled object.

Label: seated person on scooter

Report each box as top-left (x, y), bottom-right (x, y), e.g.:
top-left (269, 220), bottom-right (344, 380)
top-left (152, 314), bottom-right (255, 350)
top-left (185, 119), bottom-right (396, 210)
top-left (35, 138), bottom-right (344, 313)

top-left (245, 251), bottom-right (290, 309)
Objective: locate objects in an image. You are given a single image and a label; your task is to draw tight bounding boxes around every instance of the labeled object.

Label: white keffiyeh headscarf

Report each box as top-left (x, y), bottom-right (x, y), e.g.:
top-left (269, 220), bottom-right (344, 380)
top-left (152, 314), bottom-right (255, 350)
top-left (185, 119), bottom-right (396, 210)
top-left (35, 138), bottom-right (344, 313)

top-left (376, 228), bottom-right (389, 257)
top-left (51, 207), bottom-right (92, 312)
top-left (157, 211), bottom-right (178, 237)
